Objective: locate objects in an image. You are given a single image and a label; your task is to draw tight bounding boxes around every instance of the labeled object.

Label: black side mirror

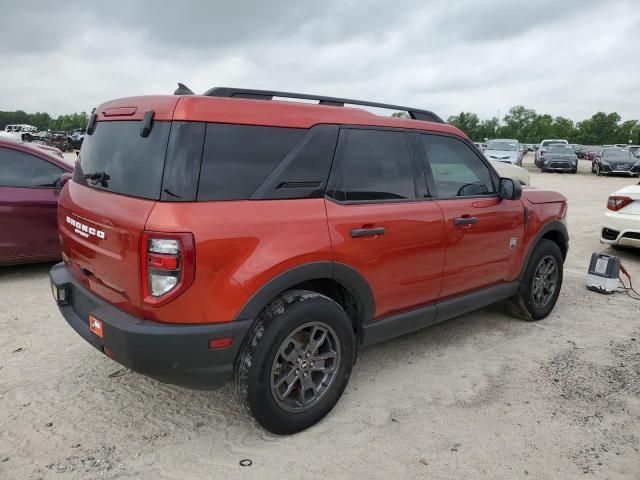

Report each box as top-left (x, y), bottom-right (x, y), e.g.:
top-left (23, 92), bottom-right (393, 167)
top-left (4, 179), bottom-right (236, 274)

top-left (498, 177), bottom-right (522, 200)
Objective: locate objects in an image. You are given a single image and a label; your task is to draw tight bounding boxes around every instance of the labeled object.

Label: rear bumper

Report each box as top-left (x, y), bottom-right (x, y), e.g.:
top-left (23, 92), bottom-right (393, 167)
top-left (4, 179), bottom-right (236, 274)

top-left (50, 263), bottom-right (252, 390)
top-left (601, 213), bottom-right (640, 248)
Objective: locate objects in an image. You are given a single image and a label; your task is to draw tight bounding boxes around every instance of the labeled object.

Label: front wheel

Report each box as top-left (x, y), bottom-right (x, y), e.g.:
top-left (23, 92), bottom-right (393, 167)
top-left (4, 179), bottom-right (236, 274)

top-left (595, 163), bottom-right (603, 176)
top-left (234, 290), bottom-right (355, 434)
top-left (507, 239), bottom-right (563, 321)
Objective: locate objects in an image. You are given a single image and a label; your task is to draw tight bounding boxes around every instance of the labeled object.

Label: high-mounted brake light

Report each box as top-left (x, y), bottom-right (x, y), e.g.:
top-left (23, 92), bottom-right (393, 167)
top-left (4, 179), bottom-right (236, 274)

top-left (140, 232), bottom-right (195, 306)
top-left (607, 196), bottom-right (633, 212)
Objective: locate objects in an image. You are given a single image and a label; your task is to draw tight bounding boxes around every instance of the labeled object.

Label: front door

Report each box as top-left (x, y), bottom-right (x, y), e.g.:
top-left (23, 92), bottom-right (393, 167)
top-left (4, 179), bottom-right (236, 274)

top-left (416, 132), bottom-right (524, 299)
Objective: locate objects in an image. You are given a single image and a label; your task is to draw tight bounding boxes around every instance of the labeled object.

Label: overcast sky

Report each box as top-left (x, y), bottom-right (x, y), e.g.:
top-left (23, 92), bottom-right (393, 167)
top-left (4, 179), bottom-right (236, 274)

top-left (2, 0), bottom-right (638, 122)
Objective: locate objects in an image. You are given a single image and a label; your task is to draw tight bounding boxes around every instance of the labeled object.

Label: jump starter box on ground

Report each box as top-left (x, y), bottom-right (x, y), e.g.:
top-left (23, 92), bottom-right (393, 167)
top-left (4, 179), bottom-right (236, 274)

top-left (586, 253), bottom-right (621, 294)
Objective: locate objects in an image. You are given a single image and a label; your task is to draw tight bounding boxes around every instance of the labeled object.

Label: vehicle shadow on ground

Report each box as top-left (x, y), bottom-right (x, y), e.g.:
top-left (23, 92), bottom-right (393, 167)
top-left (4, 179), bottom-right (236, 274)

top-left (0, 261), bottom-right (57, 280)
top-left (80, 301), bottom-right (521, 437)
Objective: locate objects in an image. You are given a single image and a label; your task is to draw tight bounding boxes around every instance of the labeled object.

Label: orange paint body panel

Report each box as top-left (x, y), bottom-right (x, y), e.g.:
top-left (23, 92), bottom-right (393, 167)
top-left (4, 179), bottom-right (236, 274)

top-left (437, 197), bottom-right (525, 299)
top-left (325, 199), bottom-right (445, 319)
top-left (58, 181), bottom-right (154, 318)
top-left (141, 198), bottom-right (333, 323)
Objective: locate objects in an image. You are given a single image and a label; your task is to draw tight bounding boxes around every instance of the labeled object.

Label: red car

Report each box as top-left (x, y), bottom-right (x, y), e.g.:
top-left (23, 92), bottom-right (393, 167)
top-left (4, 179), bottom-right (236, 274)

top-left (50, 87), bottom-right (568, 434)
top-left (585, 145), bottom-right (601, 161)
top-left (0, 138), bottom-right (73, 265)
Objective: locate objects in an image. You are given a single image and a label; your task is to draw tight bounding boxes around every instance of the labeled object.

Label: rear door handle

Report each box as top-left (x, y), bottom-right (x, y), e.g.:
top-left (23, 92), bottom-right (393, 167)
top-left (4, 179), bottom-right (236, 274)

top-left (350, 227), bottom-right (385, 238)
top-left (453, 216), bottom-right (477, 226)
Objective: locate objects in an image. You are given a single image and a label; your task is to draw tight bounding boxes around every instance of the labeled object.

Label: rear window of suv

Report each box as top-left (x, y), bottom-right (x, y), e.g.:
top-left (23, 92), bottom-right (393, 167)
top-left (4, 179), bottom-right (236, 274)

top-left (74, 120), bottom-right (171, 200)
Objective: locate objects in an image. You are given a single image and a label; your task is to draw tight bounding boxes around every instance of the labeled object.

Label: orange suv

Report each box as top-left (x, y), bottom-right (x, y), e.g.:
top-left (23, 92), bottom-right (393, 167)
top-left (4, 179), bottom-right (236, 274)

top-left (50, 86), bottom-right (568, 434)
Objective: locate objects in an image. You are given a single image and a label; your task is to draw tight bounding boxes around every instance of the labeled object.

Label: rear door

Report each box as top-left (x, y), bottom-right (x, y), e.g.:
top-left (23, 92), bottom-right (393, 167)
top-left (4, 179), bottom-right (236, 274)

top-left (325, 128), bottom-right (445, 320)
top-left (0, 146), bottom-right (65, 261)
top-left (417, 133), bottom-right (524, 299)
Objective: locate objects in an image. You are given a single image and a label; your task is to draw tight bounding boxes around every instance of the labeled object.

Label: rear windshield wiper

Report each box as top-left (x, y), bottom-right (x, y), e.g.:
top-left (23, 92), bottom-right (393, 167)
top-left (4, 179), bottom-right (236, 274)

top-left (84, 171), bottom-right (110, 187)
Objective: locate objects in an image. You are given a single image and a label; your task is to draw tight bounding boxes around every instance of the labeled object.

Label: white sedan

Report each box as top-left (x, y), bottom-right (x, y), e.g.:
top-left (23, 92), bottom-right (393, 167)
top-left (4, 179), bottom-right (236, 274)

top-left (490, 160), bottom-right (530, 186)
top-left (601, 183), bottom-right (640, 249)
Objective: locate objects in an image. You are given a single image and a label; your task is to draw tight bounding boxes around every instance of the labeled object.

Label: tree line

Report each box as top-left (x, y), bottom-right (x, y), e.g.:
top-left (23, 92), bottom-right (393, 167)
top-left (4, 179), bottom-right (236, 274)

top-left (447, 106), bottom-right (640, 145)
top-left (3, 106), bottom-right (639, 145)
top-left (0, 110), bottom-right (89, 132)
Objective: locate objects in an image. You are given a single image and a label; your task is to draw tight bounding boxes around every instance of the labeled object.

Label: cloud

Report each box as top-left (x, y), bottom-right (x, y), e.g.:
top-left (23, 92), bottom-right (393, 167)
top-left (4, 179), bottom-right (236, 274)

top-left (1, 0), bottom-right (638, 122)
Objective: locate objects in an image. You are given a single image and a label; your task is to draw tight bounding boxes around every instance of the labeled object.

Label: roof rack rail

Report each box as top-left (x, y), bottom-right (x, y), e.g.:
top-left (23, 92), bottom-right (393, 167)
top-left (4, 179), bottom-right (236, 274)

top-left (202, 87), bottom-right (444, 123)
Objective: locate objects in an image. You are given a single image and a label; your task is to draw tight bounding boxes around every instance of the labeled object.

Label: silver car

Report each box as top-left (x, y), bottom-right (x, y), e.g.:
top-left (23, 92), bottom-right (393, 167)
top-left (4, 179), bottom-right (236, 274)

top-left (484, 139), bottom-right (523, 166)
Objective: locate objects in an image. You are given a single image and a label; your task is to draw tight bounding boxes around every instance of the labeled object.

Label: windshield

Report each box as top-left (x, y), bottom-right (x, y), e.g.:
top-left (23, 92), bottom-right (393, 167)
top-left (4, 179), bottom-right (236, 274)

top-left (603, 149), bottom-right (632, 160)
top-left (547, 145), bottom-right (575, 154)
top-left (73, 120), bottom-right (170, 200)
top-left (486, 141), bottom-right (517, 151)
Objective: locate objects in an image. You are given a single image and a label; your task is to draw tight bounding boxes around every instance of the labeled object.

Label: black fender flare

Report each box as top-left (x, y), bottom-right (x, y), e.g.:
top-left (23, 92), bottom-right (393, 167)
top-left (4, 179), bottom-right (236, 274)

top-left (234, 261), bottom-right (375, 324)
top-left (518, 220), bottom-right (569, 280)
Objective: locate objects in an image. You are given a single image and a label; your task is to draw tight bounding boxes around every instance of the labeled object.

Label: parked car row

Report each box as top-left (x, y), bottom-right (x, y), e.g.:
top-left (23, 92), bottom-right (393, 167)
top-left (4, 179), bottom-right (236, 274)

top-left (1, 126), bottom-right (85, 152)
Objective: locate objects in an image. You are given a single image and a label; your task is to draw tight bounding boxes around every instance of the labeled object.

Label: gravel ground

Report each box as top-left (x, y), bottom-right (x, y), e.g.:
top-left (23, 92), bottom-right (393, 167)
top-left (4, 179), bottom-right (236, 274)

top-left (1, 153), bottom-right (639, 479)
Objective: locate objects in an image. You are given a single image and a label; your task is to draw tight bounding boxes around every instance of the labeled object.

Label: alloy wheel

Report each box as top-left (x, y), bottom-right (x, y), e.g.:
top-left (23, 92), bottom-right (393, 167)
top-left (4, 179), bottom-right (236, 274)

top-left (270, 322), bottom-right (341, 413)
top-left (531, 255), bottom-right (558, 309)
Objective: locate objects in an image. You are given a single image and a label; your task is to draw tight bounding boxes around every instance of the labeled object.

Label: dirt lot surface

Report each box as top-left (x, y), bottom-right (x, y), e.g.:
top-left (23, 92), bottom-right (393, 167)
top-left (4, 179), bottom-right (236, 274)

top-left (1, 153), bottom-right (639, 479)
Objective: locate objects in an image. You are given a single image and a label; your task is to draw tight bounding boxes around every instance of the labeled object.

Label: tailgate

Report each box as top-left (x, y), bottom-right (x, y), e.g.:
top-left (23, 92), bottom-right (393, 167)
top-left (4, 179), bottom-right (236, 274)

top-left (57, 97), bottom-right (178, 317)
top-left (59, 182), bottom-right (154, 317)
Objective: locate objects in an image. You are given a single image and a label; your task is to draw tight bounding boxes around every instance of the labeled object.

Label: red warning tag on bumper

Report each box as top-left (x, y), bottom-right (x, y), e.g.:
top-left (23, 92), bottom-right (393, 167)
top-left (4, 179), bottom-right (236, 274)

top-left (89, 315), bottom-right (103, 338)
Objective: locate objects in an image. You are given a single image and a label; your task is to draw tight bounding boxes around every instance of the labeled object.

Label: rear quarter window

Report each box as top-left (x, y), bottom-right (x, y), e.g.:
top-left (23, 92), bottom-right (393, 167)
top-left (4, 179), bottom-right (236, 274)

top-left (197, 124), bottom-right (306, 201)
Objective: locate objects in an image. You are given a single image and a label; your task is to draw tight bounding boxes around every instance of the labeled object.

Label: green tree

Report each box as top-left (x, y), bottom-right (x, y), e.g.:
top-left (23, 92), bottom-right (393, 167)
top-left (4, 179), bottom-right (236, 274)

top-left (575, 112), bottom-right (621, 145)
top-left (501, 106), bottom-right (537, 141)
top-left (447, 112), bottom-right (480, 140)
top-left (552, 116), bottom-right (576, 142)
top-left (0, 110), bottom-right (89, 132)
top-left (477, 117), bottom-right (500, 141)
top-left (617, 120), bottom-right (639, 145)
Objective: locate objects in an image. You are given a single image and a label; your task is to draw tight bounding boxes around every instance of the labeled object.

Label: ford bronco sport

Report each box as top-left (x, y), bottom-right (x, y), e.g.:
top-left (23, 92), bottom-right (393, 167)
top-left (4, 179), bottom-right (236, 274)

top-left (50, 86), bottom-right (568, 434)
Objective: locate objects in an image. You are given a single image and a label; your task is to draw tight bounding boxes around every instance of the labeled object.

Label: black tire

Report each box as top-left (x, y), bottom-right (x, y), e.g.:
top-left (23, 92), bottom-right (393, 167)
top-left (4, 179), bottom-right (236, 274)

top-left (234, 290), bottom-right (355, 434)
top-left (506, 239), bottom-right (563, 321)
top-left (596, 163), bottom-right (603, 176)
top-left (571, 168), bottom-right (577, 174)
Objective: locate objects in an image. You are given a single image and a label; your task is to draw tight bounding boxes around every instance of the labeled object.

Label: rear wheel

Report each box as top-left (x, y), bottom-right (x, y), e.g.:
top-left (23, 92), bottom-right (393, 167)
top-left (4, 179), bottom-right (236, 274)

top-left (507, 239), bottom-right (563, 321)
top-left (595, 163), bottom-right (603, 176)
top-left (234, 290), bottom-right (355, 434)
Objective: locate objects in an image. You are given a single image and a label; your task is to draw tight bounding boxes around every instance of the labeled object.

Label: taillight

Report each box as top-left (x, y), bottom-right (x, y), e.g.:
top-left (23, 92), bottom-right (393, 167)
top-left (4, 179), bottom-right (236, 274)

top-left (607, 196), bottom-right (633, 212)
top-left (140, 232), bottom-right (195, 306)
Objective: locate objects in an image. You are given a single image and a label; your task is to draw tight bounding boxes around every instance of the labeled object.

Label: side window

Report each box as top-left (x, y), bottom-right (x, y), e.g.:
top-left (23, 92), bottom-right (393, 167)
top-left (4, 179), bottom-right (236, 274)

top-left (330, 129), bottom-right (415, 202)
top-left (0, 147), bottom-right (63, 188)
top-left (420, 134), bottom-right (495, 198)
top-left (198, 124), bottom-right (306, 201)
